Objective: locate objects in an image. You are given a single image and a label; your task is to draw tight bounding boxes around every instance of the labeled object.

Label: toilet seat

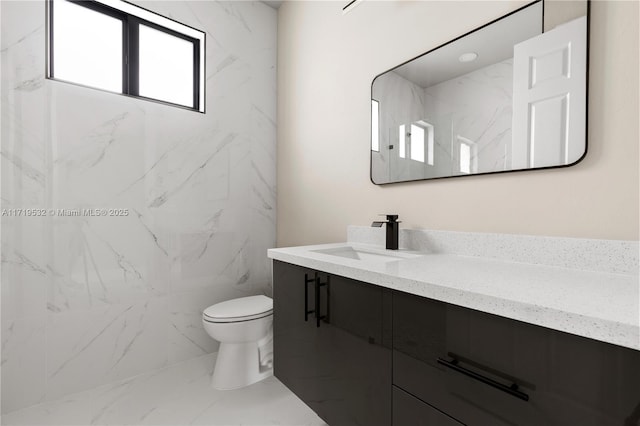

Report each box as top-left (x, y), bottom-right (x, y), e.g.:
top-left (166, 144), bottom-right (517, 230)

top-left (203, 295), bottom-right (273, 323)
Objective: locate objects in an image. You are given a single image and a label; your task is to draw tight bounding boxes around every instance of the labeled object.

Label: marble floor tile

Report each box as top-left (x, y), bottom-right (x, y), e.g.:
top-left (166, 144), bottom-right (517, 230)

top-left (1, 353), bottom-right (326, 426)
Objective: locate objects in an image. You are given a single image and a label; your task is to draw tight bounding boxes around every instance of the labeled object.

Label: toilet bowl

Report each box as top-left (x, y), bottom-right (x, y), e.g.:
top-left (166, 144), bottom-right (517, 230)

top-left (202, 295), bottom-right (273, 390)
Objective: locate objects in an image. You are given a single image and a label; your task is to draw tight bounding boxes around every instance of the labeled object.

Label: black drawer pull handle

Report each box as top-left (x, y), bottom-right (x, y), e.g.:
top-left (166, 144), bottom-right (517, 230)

top-left (304, 273), bottom-right (317, 322)
top-left (437, 358), bottom-right (529, 402)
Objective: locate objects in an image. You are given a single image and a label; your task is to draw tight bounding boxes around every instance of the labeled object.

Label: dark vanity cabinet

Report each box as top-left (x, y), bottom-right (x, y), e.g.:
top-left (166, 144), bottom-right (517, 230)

top-left (273, 260), bottom-right (640, 426)
top-left (392, 290), bottom-right (640, 426)
top-left (273, 260), bottom-right (392, 426)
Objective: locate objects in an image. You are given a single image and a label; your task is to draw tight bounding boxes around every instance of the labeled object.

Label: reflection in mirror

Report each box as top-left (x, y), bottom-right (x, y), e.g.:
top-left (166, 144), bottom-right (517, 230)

top-left (371, 0), bottom-right (589, 184)
top-left (371, 99), bottom-right (380, 152)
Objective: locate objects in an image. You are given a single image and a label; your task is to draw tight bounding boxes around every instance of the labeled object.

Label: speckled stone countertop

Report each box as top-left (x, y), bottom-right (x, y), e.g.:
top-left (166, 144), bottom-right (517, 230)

top-left (268, 241), bottom-right (639, 351)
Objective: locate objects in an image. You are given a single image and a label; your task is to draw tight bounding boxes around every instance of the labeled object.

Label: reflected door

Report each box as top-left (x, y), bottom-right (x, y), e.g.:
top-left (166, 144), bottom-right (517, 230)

top-left (512, 16), bottom-right (587, 169)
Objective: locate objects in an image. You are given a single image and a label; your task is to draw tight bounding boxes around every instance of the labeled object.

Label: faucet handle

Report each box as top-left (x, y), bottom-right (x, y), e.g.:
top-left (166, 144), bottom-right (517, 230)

top-left (378, 214), bottom-right (399, 222)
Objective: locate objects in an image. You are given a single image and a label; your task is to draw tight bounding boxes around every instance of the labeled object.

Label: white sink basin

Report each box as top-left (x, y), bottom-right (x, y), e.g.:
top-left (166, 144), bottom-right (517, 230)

top-left (311, 246), bottom-right (420, 262)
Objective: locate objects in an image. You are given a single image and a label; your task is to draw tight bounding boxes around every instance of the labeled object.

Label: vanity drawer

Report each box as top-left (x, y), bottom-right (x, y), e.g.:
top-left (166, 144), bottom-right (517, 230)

top-left (393, 386), bottom-right (464, 426)
top-left (392, 290), bottom-right (640, 426)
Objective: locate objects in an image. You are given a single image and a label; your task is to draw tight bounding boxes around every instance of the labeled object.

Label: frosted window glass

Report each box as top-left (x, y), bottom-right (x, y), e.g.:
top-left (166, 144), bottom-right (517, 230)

top-left (371, 100), bottom-right (379, 152)
top-left (139, 25), bottom-right (194, 107)
top-left (410, 124), bottom-right (425, 162)
top-left (53, 0), bottom-right (123, 92)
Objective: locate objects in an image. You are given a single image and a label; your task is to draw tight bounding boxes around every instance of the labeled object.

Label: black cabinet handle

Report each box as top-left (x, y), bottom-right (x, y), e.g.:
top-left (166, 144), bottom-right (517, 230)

top-left (304, 272), bottom-right (317, 322)
top-left (314, 275), bottom-right (328, 327)
top-left (437, 357), bottom-right (529, 402)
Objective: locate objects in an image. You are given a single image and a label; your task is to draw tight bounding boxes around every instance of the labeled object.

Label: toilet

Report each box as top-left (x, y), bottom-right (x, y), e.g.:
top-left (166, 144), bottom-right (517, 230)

top-left (202, 295), bottom-right (273, 390)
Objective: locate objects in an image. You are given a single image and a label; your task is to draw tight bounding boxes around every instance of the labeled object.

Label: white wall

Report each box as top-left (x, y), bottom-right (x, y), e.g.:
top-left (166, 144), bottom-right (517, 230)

top-left (1, 0), bottom-right (276, 412)
top-left (277, 0), bottom-right (639, 246)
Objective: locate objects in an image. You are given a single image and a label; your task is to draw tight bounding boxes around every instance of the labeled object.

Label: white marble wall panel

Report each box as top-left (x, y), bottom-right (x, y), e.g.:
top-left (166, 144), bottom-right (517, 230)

top-left (1, 315), bottom-right (47, 412)
top-left (1, 1), bottom-right (51, 413)
top-left (168, 289), bottom-right (221, 364)
top-left (248, 99), bottom-right (277, 297)
top-left (45, 297), bottom-right (169, 401)
top-left (1, 0), bottom-right (276, 413)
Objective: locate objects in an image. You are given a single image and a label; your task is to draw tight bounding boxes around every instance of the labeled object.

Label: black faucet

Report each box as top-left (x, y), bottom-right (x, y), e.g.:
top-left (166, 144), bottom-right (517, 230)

top-left (371, 214), bottom-right (400, 250)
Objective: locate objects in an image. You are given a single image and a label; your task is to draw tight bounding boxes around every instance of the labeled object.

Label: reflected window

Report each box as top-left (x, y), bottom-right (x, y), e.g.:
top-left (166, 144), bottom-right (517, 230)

top-left (458, 135), bottom-right (477, 174)
top-left (371, 100), bottom-right (379, 151)
top-left (408, 121), bottom-right (434, 164)
top-left (410, 124), bottom-right (424, 162)
top-left (399, 124), bottom-right (406, 158)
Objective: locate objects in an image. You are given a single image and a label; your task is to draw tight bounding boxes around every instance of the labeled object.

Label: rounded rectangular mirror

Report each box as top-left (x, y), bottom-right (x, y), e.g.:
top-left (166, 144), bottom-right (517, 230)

top-left (371, 0), bottom-right (589, 184)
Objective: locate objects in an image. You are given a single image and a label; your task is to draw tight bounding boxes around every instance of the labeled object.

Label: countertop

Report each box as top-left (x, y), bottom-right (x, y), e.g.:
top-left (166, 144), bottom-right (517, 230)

top-left (268, 242), bottom-right (639, 351)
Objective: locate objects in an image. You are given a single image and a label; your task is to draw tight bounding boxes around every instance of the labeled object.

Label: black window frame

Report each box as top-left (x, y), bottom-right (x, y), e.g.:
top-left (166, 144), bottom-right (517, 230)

top-left (47, 0), bottom-right (205, 113)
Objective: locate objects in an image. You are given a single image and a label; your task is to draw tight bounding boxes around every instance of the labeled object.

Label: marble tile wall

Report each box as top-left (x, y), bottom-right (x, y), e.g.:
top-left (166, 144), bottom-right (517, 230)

top-left (1, 0), bottom-right (276, 413)
top-left (424, 59), bottom-right (514, 175)
top-left (371, 71), bottom-right (426, 184)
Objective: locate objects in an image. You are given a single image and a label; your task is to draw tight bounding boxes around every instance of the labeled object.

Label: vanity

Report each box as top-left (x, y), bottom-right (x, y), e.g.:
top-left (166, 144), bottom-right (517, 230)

top-left (267, 227), bottom-right (640, 426)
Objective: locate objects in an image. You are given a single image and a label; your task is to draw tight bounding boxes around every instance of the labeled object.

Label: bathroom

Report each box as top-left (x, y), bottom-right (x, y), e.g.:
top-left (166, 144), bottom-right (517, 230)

top-left (1, 0), bottom-right (638, 425)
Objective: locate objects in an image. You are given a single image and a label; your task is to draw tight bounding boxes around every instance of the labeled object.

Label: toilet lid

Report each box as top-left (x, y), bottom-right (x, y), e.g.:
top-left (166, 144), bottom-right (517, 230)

top-left (203, 295), bottom-right (273, 321)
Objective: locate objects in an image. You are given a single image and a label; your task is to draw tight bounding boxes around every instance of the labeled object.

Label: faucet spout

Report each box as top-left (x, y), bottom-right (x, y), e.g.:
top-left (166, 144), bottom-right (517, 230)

top-left (371, 215), bottom-right (400, 250)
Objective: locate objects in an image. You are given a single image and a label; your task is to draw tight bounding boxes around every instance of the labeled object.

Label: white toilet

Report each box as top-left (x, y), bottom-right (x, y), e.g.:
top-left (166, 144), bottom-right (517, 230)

top-left (202, 295), bottom-right (273, 390)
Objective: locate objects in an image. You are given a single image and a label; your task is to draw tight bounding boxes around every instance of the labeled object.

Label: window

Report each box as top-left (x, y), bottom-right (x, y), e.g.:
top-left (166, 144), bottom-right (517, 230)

top-left (51, 0), bottom-right (123, 92)
top-left (47, 0), bottom-right (205, 112)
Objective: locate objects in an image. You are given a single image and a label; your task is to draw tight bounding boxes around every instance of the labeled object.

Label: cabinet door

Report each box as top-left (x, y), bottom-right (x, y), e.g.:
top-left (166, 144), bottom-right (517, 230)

top-left (273, 261), bottom-right (322, 409)
top-left (392, 290), bottom-right (640, 426)
top-left (315, 273), bottom-right (392, 426)
top-left (273, 261), bottom-right (392, 426)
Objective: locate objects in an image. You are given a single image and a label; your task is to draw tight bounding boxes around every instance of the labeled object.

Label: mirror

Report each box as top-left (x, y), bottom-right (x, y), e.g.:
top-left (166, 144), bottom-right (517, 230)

top-left (371, 0), bottom-right (589, 184)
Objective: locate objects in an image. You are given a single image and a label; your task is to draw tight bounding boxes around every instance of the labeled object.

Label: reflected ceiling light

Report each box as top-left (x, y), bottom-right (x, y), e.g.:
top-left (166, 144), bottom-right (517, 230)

top-left (458, 52), bottom-right (479, 63)
top-left (343, 0), bottom-right (364, 14)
